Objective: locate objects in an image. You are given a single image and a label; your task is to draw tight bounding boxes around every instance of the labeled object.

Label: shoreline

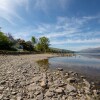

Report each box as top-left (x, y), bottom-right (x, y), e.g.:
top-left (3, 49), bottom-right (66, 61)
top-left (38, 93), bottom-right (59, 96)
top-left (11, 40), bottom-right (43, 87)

top-left (0, 54), bottom-right (100, 99)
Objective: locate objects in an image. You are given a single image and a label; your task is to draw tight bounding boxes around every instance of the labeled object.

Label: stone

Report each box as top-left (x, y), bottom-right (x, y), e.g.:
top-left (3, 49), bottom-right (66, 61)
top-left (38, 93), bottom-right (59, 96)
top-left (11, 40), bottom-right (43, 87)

top-left (72, 72), bottom-right (78, 76)
top-left (68, 71), bottom-right (73, 74)
top-left (0, 86), bottom-right (4, 91)
top-left (83, 79), bottom-right (91, 88)
top-left (66, 84), bottom-right (76, 92)
top-left (86, 94), bottom-right (93, 100)
top-left (65, 73), bottom-right (69, 77)
top-left (0, 94), bottom-right (3, 99)
top-left (11, 91), bottom-right (17, 95)
top-left (3, 97), bottom-right (10, 100)
top-left (28, 92), bottom-right (34, 98)
top-left (80, 95), bottom-right (86, 100)
top-left (67, 96), bottom-right (73, 100)
top-left (42, 73), bottom-right (47, 79)
top-left (84, 87), bottom-right (90, 94)
top-left (67, 77), bottom-right (76, 83)
top-left (69, 92), bottom-right (77, 96)
top-left (36, 93), bottom-right (43, 100)
top-left (55, 87), bottom-right (64, 94)
top-left (81, 76), bottom-right (85, 79)
top-left (17, 96), bottom-right (22, 100)
top-left (34, 91), bottom-right (41, 95)
top-left (32, 76), bottom-right (42, 83)
top-left (0, 80), bottom-right (6, 85)
top-left (22, 70), bottom-right (27, 73)
top-left (93, 90), bottom-right (99, 96)
top-left (57, 68), bottom-right (63, 71)
top-left (27, 83), bottom-right (36, 91)
top-left (40, 79), bottom-right (48, 88)
top-left (45, 91), bottom-right (54, 97)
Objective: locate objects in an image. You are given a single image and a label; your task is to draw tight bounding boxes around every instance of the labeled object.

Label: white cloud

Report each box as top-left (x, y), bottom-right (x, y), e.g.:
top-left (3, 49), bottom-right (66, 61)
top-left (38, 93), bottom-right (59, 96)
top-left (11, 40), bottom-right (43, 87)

top-left (0, 0), bottom-right (72, 24)
top-left (32, 0), bottom-right (72, 14)
top-left (14, 15), bottom-right (100, 45)
top-left (51, 38), bottom-right (100, 45)
top-left (0, 0), bottom-right (28, 24)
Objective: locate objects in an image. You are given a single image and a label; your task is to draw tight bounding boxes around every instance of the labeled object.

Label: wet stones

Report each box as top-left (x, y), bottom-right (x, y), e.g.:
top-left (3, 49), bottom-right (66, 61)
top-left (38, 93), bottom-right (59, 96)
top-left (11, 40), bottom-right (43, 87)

top-left (57, 68), bottom-right (63, 71)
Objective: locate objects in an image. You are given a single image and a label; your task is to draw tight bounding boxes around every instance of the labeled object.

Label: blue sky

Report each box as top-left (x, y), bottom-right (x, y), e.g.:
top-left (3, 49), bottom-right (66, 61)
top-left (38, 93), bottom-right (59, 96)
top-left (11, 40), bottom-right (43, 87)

top-left (0, 0), bottom-right (100, 51)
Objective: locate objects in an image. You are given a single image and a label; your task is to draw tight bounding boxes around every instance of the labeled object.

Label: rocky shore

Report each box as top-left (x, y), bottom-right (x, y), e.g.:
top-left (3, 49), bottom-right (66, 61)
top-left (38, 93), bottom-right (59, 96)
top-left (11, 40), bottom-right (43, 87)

top-left (0, 54), bottom-right (99, 100)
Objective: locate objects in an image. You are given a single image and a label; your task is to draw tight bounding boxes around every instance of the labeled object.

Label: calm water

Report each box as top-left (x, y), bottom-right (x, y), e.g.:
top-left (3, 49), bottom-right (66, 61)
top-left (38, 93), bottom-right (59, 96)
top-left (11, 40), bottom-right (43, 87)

top-left (49, 54), bottom-right (100, 81)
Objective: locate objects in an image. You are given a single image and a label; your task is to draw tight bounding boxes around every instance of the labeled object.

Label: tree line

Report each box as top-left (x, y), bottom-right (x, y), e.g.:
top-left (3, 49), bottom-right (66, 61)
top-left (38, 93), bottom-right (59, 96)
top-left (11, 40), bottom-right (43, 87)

top-left (0, 31), bottom-right (50, 53)
top-left (0, 31), bottom-right (74, 53)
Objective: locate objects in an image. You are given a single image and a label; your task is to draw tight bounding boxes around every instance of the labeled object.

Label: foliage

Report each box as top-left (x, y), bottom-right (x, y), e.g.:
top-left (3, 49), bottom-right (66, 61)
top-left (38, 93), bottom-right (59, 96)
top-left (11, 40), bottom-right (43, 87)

top-left (38, 37), bottom-right (50, 52)
top-left (0, 32), bottom-right (13, 50)
top-left (0, 30), bottom-right (73, 53)
top-left (17, 39), bottom-right (33, 51)
top-left (31, 36), bottom-right (37, 45)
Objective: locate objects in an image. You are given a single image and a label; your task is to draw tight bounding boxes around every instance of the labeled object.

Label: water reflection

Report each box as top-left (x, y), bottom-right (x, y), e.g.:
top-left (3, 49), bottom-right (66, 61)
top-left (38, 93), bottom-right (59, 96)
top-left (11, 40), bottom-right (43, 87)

top-left (36, 54), bottom-right (100, 82)
top-left (49, 54), bottom-right (100, 81)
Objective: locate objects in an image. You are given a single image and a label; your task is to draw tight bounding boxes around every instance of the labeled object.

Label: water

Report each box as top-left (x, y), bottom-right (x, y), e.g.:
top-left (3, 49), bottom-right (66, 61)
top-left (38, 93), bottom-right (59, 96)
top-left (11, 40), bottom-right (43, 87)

top-left (49, 53), bottom-right (100, 81)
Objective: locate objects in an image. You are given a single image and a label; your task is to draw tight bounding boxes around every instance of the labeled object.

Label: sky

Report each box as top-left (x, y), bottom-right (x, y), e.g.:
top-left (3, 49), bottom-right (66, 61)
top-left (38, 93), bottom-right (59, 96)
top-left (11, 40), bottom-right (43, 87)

top-left (0, 0), bottom-right (100, 51)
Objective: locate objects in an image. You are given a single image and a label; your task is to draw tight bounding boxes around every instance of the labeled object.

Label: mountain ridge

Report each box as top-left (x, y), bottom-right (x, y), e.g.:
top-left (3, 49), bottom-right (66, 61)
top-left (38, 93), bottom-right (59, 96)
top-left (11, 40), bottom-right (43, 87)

top-left (79, 47), bottom-right (100, 53)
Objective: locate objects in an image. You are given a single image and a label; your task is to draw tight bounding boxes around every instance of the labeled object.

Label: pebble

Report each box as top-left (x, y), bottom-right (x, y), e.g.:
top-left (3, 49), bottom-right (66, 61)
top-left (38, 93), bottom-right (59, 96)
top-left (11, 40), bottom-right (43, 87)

top-left (0, 55), bottom-right (99, 100)
top-left (57, 68), bottom-right (63, 71)
top-left (0, 86), bottom-right (4, 91)
top-left (55, 87), bottom-right (64, 94)
top-left (66, 84), bottom-right (76, 92)
top-left (67, 77), bottom-right (76, 83)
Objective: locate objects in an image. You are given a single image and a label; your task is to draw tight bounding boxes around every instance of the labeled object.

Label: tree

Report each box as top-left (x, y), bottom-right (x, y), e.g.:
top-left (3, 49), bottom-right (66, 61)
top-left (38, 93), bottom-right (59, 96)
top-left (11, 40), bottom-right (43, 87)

top-left (39, 37), bottom-right (50, 52)
top-left (31, 36), bottom-right (37, 45)
top-left (35, 43), bottom-right (43, 52)
top-left (0, 32), bottom-right (13, 50)
top-left (0, 27), bottom-right (2, 32)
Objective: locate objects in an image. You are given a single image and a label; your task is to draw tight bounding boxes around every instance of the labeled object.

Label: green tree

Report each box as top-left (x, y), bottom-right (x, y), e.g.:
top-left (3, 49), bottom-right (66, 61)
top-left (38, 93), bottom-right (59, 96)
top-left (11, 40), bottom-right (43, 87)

top-left (17, 39), bottom-right (33, 51)
top-left (31, 36), bottom-right (37, 45)
top-left (0, 32), bottom-right (13, 50)
top-left (35, 43), bottom-right (42, 52)
top-left (39, 37), bottom-right (50, 52)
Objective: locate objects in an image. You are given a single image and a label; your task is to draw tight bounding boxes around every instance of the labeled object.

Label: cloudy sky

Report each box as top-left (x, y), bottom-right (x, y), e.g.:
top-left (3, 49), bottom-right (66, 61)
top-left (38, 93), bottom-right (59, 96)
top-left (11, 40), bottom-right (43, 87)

top-left (0, 0), bottom-right (100, 51)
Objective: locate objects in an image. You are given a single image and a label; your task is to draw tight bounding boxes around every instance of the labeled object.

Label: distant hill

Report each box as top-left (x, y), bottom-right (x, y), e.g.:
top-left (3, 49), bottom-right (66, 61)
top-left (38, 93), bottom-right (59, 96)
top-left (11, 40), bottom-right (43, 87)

top-left (50, 47), bottom-right (74, 53)
top-left (79, 47), bottom-right (100, 53)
